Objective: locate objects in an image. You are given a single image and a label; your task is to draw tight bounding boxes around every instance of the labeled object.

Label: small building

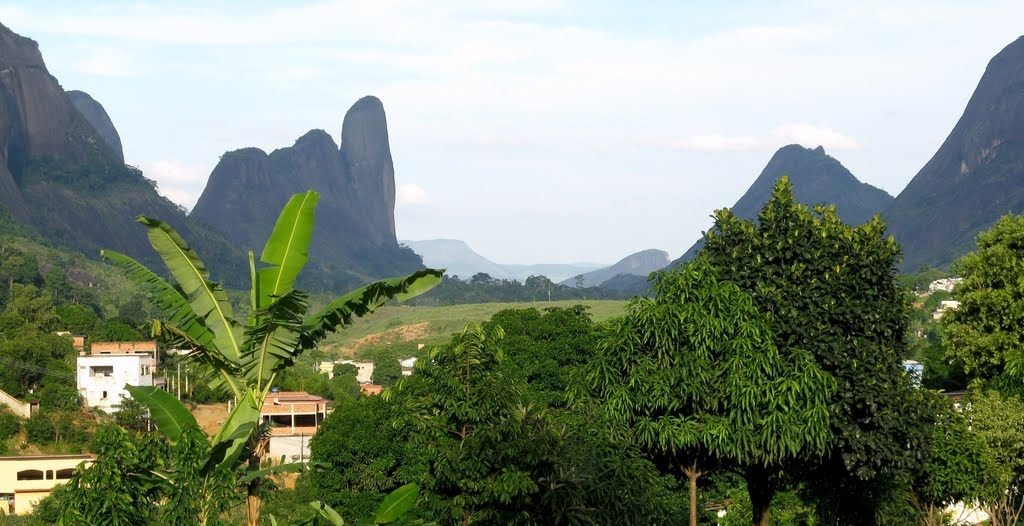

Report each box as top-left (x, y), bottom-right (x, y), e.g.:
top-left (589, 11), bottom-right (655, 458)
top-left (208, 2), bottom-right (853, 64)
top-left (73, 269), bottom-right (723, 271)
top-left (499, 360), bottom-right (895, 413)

top-left (259, 391), bottom-right (327, 462)
top-left (318, 360), bottom-right (375, 383)
top-left (76, 341), bottom-right (162, 412)
top-left (933, 300), bottom-right (961, 320)
top-left (0, 454), bottom-right (93, 515)
top-left (400, 357), bottom-right (418, 377)
top-left (928, 277), bottom-right (963, 293)
top-left (360, 384), bottom-right (384, 396)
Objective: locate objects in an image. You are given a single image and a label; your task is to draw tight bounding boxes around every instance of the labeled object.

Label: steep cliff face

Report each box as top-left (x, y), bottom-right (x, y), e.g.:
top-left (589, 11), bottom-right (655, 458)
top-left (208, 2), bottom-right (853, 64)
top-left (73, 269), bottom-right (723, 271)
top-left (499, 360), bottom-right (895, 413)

top-left (674, 145), bottom-right (894, 265)
top-left (886, 36), bottom-right (1024, 270)
top-left (562, 249), bottom-right (669, 287)
top-left (0, 23), bottom-right (243, 281)
top-left (67, 90), bottom-right (124, 162)
top-left (191, 97), bottom-right (420, 283)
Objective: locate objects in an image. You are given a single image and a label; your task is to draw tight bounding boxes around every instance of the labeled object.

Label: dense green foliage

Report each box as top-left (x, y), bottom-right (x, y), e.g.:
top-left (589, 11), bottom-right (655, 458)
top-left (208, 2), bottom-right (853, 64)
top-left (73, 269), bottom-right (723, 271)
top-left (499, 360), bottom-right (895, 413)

top-left (942, 214), bottom-right (1024, 388)
top-left (53, 191), bottom-right (441, 526)
top-left (582, 258), bottom-right (833, 525)
top-left (701, 177), bottom-right (929, 524)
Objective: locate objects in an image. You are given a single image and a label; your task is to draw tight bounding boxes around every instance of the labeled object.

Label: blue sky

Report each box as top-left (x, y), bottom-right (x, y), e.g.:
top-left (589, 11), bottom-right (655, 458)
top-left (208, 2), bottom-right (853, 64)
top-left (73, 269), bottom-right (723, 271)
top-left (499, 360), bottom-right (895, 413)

top-left (2, 1), bottom-right (1023, 264)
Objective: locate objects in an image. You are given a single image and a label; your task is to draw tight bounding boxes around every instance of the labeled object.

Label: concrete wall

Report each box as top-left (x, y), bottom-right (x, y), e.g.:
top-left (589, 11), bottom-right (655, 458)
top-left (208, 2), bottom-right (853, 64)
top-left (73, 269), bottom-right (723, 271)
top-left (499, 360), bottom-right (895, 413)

top-left (0, 389), bottom-right (34, 419)
top-left (268, 435), bottom-right (313, 463)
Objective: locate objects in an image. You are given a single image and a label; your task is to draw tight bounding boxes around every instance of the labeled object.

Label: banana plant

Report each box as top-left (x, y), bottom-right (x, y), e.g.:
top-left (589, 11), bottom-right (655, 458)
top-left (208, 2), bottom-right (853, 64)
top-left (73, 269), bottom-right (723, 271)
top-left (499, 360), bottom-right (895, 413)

top-left (102, 191), bottom-right (443, 526)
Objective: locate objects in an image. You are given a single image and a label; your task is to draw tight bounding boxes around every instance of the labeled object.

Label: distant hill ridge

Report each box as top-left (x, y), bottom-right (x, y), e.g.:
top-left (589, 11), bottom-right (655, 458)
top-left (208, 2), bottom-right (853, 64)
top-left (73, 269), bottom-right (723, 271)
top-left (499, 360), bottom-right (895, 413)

top-left (673, 144), bottom-right (894, 266)
top-left (403, 239), bottom-right (604, 283)
top-left (560, 249), bottom-right (669, 287)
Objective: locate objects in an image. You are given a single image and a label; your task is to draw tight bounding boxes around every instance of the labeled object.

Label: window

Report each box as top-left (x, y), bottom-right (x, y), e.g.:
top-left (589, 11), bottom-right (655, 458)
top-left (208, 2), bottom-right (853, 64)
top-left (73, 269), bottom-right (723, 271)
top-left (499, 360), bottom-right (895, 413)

top-left (90, 366), bottom-right (113, 378)
top-left (102, 391), bottom-right (108, 399)
top-left (55, 468), bottom-right (75, 479)
top-left (16, 469), bottom-right (44, 481)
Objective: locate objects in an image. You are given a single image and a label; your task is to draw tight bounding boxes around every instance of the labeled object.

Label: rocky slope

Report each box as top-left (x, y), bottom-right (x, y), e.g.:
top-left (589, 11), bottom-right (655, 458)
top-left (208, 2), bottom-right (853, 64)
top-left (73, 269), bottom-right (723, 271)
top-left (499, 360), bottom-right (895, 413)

top-left (191, 97), bottom-right (421, 284)
top-left (561, 249), bottom-right (669, 287)
top-left (0, 23), bottom-right (242, 280)
top-left (885, 36), bottom-right (1024, 270)
top-left (67, 90), bottom-right (124, 162)
top-left (674, 144), bottom-right (894, 265)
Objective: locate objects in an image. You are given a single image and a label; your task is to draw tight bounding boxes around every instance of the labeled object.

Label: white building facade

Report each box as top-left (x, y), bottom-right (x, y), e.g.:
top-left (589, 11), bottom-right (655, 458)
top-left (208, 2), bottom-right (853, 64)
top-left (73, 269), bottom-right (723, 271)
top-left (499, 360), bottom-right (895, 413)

top-left (76, 341), bottom-right (160, 412)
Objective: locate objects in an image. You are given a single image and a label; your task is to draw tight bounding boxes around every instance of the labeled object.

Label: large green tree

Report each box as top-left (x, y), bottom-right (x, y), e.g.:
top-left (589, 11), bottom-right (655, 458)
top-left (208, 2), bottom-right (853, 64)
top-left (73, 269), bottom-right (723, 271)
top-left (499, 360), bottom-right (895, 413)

top-left (969, 389), bottom-right (1024, 526)
top-left (942, 214), bottom-right (1024, 390)
top-left (909, 394), bottom-right (991, 526)
top-left (88, 191), bottom-right (441, 526)
top-left (700, 177), bottom-right (927, 524)
top-left (583, 258), bottom-right (833, 526)
top-left (389, 323), bottom-right (560, 525)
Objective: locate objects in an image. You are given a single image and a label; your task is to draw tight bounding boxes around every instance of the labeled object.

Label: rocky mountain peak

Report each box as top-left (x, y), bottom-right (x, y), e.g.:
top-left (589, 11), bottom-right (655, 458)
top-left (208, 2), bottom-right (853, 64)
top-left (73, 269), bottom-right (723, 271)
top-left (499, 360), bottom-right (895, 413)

top-left (673, 144), bottom-right (893, 265)
top-left (885, 35), bottom-right (1024, 270)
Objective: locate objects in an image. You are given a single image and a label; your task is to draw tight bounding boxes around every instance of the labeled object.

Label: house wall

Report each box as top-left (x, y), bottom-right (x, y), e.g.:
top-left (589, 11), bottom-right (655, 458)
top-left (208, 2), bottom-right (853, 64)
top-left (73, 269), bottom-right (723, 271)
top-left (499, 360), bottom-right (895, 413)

top-left (76, 355), bottom-right (154, 412)
top-left (268, 435), bottom-right (313, 463)
top-left (0, 455), bottom-right (93, 515)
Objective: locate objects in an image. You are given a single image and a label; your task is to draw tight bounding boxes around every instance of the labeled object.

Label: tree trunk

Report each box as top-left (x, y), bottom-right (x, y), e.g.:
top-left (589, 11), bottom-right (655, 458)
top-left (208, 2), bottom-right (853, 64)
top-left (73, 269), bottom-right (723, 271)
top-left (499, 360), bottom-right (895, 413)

top-left (246, 480), bottom-right (261, 526)
top-left (746, 468), bottom-right (775, 526)
top-left (682, 462), bottom-right (704, 526)
top-left (246, 435), bottom-right (270, 526)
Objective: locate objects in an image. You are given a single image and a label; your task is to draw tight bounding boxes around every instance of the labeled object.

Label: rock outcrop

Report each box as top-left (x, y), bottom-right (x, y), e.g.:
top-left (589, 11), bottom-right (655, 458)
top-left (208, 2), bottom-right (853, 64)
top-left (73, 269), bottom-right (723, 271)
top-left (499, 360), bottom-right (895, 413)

top-left (191, 97), bottom-right (421, 282)
top-left (0, 23), bottom-right (242, 281)
top-left (674, 144), bottom-right (894, 265)
top-left (885, 35), bottom-right (1024, 270)
top-left (67, 90), bottom-right (124, 162)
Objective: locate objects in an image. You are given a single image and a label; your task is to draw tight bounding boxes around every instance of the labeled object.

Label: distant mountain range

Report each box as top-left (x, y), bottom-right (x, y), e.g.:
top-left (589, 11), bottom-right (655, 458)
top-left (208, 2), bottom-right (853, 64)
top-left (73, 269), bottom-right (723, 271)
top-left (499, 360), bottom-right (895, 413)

top-left (673, 144), bottom-right (894, 266)
top-left (402, 239), bottom-right (604, 283)
top-left (885, 35), bottom-right (1024, 271)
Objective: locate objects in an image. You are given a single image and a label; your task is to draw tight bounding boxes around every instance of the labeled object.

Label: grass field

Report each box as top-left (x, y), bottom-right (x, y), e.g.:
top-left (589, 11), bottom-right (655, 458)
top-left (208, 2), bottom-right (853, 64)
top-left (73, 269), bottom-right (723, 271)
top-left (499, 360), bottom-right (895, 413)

top-left (320, 299), bottom-right (628, 356)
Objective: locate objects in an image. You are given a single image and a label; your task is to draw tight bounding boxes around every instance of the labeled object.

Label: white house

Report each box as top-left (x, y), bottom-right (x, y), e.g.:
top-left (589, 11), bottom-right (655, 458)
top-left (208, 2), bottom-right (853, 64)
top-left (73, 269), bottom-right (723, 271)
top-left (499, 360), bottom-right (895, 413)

top-left (318, 360), bottom-right (375, 384)
top-left (400, 357), bottom-right (418, 376)
top-left (76, 341), bottom-right (162, 412)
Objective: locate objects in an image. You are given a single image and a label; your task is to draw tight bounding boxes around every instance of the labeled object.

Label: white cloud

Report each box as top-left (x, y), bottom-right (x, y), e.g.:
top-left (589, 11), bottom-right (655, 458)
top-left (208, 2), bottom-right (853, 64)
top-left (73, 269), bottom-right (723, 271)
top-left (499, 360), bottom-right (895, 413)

top-left (647, 123), bottom-right (860, 153)
top-left (138, 160), bottom-right (209, 210)
top-left (396, 182), bottom-right (429, 205)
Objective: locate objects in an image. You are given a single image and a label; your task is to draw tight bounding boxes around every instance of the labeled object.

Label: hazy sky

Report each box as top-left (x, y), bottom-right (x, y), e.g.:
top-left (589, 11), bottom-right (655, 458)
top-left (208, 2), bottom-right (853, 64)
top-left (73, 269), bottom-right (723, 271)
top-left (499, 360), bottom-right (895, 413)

top-left (3, 1), bottom-right (1023, 264)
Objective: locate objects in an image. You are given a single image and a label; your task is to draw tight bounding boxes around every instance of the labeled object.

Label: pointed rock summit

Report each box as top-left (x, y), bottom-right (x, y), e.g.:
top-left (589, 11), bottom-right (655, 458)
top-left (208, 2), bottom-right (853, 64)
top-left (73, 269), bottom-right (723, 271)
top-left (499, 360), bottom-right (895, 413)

top-left (191, 96), bottom-right (420, 283)
top-left (886, 35), bottom-right (1024, 270)
top-left (674, 144), bottom-right (894, 265)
